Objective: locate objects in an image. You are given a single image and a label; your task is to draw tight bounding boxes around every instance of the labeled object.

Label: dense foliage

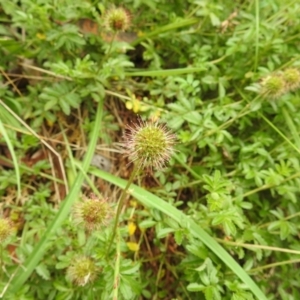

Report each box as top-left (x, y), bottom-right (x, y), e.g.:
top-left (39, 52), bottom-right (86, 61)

top-left (1, 0), bottom-right (300, 299)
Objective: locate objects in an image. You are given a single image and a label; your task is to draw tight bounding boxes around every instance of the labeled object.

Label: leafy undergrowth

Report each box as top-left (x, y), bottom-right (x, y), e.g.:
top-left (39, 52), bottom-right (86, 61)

top-left (1, 0), bottom-right (300, 299)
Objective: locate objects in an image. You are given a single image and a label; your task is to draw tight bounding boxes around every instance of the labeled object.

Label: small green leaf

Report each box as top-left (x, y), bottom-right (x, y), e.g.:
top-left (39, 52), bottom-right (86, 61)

top-left (44, 98), bottom-right (58, 111)
top-left (59, 99), bottom-right (71, 115)
top-left (53, 281), bottom-right (72, 292)
top-left (120, 278), bottom-right (133, 300)
top-left (138, 219), bottom-right (157, 229)
top-left (186, 244), bottom-right (208, 259)
top-left (35, 263), bottom-right (50, 280)
top-left (174, 229), bottom-right (183, 245)
top-left (187, 283), bottom-right (205, 292)
top-left (156, 227), bottom-right (174, 239)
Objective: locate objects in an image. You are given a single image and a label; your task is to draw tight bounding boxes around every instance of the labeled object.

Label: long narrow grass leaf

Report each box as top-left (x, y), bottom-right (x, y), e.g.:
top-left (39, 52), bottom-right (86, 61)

top-left (7, 98), bottom-right (104, 294)
top-left (124, 67), bottom-right (206, 77)
top-left (131, 18), bottom-right (199, 46)
top-left (281, 106), bottom-right (300, 149)
top-left (0, 119), bottom-right (21, 198)
top-left (90, 168), bottom-right (268, 300)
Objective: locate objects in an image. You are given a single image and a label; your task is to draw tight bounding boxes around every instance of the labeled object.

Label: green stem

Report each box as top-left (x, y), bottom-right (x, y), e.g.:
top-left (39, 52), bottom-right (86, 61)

top-left (107, 163), bottom-right (140, 256)
top-left (112, 228), bottom-right (121, 300)
top-left (254, 0), bottom-right (260, 71)
top-left (97, 32), bottom-right (117, 75)
top-left (249, 258), bottom-right (300, 273)
top-left (0, 244), bottom-right (3, 282)
top-left (173, 153), bottom-right (201, 180)
top-left (258, 111), bottom-right (300, 155)
top-left (281, 106), bottom-right (300, 149)
top-left (216, 238), bottom-right (300, 255)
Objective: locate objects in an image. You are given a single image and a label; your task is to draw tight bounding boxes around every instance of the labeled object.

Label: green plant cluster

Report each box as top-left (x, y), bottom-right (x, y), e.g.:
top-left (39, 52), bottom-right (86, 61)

top-left (1, 0), bottom-right (300, 299)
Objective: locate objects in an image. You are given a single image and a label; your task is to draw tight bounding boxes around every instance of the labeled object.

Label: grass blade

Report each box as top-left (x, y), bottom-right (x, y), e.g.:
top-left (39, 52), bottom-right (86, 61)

top-left (7, 98), bottom-right (104, 294)
top-left (124, 67), bottom-right (206, 77)
top-left (0, 118), bottom-right (21, 198)
top-left (131, 18), bottom-right (199, 46)
top-left (90, 168), bottom-right (268, 300)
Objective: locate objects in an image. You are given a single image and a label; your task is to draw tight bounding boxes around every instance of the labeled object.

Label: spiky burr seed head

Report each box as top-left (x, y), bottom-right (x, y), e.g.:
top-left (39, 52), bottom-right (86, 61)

top-left (66, 256), bottom-right (98, 286)
top-left (282, 68), bottom-right (300, 92)
top-left (72, 195), bottom-right (112, 232)
top-left (124, 119), bottom-right (176, 170)
top-left (0, 218), bottom-right (13, 243)
top-left (103, 7), bottom-right (131, 33)
top-left (260, 74), bottom-right (285, 100)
